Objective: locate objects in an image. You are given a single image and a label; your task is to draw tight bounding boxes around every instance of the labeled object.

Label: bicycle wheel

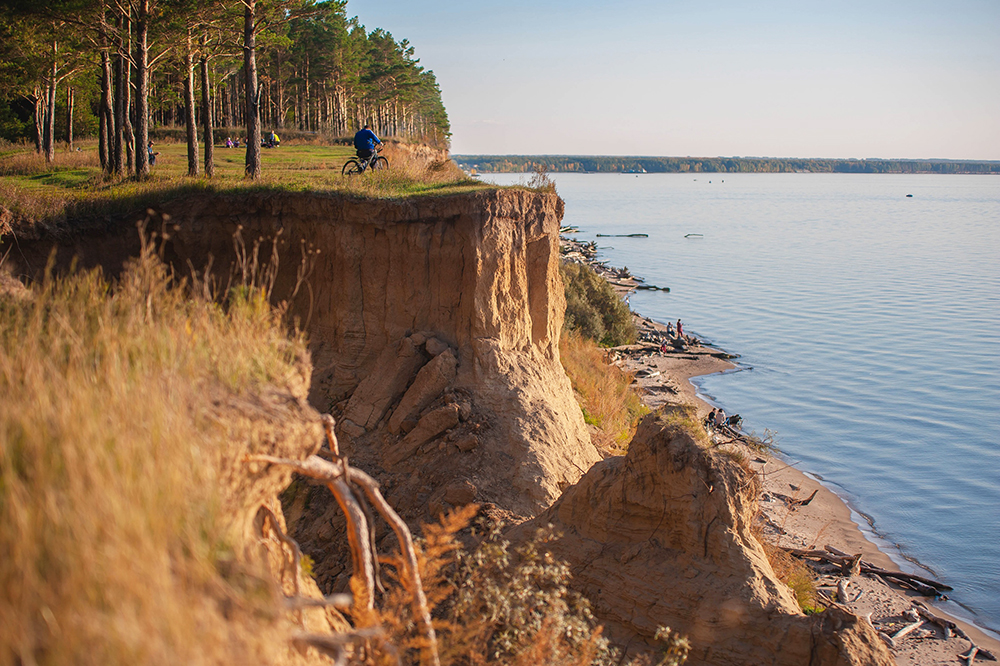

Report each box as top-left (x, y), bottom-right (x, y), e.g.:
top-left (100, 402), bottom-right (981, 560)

top-left (342, 160), bottom-right (363, 175)
top-left (371, 156), bottom-right (389, 171)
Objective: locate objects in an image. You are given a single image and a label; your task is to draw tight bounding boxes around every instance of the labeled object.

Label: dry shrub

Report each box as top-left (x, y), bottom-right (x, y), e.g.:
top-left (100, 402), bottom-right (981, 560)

top-left (561, 330), bottom-right (648, 454)
top-left (561, 261), bottom-right (636, 347)
top-left (0, 247), bottom-right (314, 665)
top-left (759, 541), bottom-right (821, 614)
top-left (365, 507), bottom-right (687, 665)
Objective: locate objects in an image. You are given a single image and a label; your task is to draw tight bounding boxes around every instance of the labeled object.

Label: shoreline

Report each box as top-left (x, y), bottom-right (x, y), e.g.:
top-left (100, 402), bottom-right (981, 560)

top-left (561, 234), bottom-right (1000, 664)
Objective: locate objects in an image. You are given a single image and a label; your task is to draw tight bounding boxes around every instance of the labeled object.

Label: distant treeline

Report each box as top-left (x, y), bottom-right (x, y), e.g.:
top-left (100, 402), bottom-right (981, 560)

top-left (453, 155), bottom-right (1000, 175)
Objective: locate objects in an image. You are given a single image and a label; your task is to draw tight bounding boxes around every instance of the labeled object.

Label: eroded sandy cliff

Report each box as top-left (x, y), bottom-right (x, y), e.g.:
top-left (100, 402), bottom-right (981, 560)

top-left (1, 187), bottom-right (892, 665)
top-left (5, 189), bottom-right (600, 518)
top-left (511, 413), bottom-right (893, 666)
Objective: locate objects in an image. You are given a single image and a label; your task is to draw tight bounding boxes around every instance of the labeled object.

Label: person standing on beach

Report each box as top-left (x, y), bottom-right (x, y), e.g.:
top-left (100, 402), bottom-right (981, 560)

top-left (676, 319), bottom-right (683, 338)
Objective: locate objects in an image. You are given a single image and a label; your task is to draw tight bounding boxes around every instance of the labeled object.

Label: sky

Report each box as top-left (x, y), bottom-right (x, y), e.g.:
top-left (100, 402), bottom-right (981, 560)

top-left (346, 0), bottom-right (1000, 159)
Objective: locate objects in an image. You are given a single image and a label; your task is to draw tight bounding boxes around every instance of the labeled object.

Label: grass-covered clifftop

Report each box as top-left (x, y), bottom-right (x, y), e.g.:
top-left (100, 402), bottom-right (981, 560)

top-left (0, 140), bottom-right (486, 231)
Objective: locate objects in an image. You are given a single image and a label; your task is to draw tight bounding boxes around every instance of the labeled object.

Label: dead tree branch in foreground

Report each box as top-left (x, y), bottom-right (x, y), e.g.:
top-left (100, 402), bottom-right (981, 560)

top-left (248, 414), bottom-right (441, 666)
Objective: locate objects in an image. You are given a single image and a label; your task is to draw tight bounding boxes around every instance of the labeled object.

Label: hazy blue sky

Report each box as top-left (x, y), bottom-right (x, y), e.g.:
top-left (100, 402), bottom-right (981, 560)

top-left (347, 1), bottom-right (1000, 159)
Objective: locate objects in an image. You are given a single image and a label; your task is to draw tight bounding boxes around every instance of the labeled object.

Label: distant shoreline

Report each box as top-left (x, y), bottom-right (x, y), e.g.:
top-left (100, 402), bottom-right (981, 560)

top-left (454, 155), bottom-right (1000, 175)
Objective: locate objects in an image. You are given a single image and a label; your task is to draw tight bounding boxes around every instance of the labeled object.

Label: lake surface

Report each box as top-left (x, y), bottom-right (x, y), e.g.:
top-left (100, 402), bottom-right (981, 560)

top-left (486, 172), bottom-right (1000, 632)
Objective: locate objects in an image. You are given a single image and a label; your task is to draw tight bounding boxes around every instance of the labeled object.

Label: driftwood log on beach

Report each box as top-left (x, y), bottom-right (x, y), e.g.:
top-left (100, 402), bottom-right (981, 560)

top-left (783, 547), bottom-right (952, 596)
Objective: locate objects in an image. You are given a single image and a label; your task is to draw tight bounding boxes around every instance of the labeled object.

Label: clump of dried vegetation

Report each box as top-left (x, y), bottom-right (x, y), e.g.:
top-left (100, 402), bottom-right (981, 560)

top-left (366, 506), bottom-right (688, 666)
top-left (560, 330), bottom-right (649, 454)
top-left (0, 241), bottom-right (315, 664)
top-left (558, 258), bottom-right (644, 454)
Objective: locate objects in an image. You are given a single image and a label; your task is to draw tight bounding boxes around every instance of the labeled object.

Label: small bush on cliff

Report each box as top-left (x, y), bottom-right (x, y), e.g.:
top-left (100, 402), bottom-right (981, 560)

top-left (561, 261), bottom-right (636, 347)
top-left (370, 506), bottom-right (687, 665)
top-left (0, 248), bottom-right (313, 665)
top-left (561, 330), bottom-right (649, 454)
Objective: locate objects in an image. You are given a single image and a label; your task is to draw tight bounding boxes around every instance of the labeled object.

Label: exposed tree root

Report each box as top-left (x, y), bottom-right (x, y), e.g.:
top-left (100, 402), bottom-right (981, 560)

top-left (248, 413), bottom-right (441, 666)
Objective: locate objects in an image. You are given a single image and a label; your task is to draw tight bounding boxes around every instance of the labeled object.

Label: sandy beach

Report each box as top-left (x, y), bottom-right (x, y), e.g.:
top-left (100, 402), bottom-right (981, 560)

top-left (562, 234), bottom-right (1000, 665)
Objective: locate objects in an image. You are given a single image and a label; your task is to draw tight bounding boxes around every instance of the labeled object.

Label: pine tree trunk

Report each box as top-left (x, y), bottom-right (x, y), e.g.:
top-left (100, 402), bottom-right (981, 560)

top-left (243, 0), bottom-right (261, 179)
top-left (200, 53), bottom-right (214, 177)
top-left (99, 49), bottom-right (112, 171)
top-left (183, 30), bottom-right (199, 176)
top-left (32, 88), bottom-right (43, 154)
top-left (113, 31), bottom-right (125, 176)
top-left (124, 10), bottom-right (135, 172)
top-left (44, 45), bottom-right (57, 163)
top-left (67, 87), bottom-right (74, 150)
top-left (134, 0), bottom-right (150, 178)
top-left (276, 57), bottom-right (284, 129)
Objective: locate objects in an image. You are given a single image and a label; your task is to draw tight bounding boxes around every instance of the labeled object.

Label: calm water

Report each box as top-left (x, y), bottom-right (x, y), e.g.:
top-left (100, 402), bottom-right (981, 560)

top-left (486, 172), bottom-right (1000, 632)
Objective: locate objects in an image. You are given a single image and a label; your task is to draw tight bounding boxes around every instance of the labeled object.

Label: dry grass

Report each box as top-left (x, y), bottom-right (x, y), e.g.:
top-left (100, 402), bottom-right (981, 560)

top-left (0, 146), bottom-right (101, 176)
top-left (0, 140), bottom-right (486, 229)
top-left (0, 246), bottom-right (316, 665)
top-left (560, 330), bottom-right (649, 455)
top-left (759, 541), bottom-right (821, 614)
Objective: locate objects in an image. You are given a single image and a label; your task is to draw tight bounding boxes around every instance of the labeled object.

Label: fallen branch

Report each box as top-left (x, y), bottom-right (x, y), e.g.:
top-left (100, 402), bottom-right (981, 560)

top-left (912, 601), bottom-right (966, 640)
top-left (958, 640), bottom-right (997, 666)
top-left (291, 627), bottom-right (386, 666)
top-left (961, 641), bottom-right (997, 662)
top-left (249, 453), bottom-right (376, 611)
top-left (891, 620), bottom-right (923, 641)
top-left (284, 594), bottom-right (353, 610)
top-left (771, 489), bottom-right (818, 507)
top-left (248, 413), bottom-right (442, 666)
top-left (824, 545), bottom-right (952, 592)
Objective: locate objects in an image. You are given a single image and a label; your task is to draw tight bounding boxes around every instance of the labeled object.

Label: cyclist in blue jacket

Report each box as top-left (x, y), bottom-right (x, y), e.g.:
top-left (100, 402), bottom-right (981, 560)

top-left (353, 124), bottom-right (383, 160)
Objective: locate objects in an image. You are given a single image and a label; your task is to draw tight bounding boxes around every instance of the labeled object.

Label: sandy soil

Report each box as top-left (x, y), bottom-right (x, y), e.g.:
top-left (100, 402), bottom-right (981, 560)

top-left (561, 235), bottom-right (1000, 665)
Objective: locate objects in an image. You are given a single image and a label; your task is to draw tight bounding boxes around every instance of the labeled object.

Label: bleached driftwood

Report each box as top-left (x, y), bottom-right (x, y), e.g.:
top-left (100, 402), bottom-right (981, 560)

top-left (837, 578), bottom-right (850, 604)
top-left (784, 546), bottom-right (951, 596)
top-left (891, 620), bottom-right (923, 641)
top-left (284, 594), bottom-right (353, 610)
top-left (960, 641), bottom-right (997, 663)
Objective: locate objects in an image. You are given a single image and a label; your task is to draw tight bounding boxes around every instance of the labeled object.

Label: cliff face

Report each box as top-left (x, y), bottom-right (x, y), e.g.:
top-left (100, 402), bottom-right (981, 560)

top-left (5, 189), bottom-right (600, 518)
top-left (511, 413), bottom-right (893, 666)
top-left (2, 188), bottom-right (892, 665)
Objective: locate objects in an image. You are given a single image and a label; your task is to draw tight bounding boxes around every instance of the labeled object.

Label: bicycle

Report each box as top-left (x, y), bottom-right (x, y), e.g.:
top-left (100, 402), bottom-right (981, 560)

top-left (342, 146), bottom-right (389, 175)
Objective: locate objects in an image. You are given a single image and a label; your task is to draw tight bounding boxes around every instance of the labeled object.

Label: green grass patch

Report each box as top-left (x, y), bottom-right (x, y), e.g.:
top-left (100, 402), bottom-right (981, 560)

top-left (561, 261), bottom-right (636, 347)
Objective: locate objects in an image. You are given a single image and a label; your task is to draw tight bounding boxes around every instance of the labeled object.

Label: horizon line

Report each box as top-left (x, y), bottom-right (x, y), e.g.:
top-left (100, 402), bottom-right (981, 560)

top-left (450, 154), bottom-right (1000, 164)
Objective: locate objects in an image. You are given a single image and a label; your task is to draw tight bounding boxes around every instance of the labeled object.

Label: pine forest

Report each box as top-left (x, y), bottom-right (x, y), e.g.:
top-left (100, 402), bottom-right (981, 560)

top-left (0, 0), bottom-right (450, 179)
